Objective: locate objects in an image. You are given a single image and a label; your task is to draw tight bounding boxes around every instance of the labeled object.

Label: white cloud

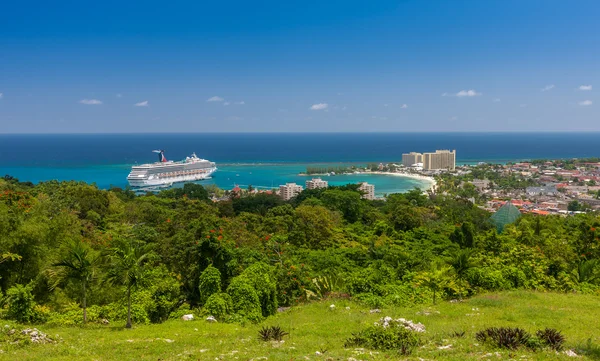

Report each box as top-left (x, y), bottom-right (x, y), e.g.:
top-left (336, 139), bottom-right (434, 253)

top-left (134, 100), bottom-right (149, 107)
top-left (444, 90), bottom-right (481, 97)
top-left (223, 102), bottom-right (231, 106)
top-left (235, 101), bottom-right (245, 105)
top-left (80, 99), bottom-right (103, 105)
top-left (579, 100), bottom-right (593, 106)
top-left (520, 104), bottom-right (527, 108)
top-left (310, 103), bottom-right (328, 110)
top-left (493, 98), bottom-right (501, 102)
top-left (207, 96), bottom-right (224, 102)
top-left (579, 85), bottom-right (592, 91)
top-left (450, 116), bottom-right (458, 121)
top-left (116, 93), bottom-right (122, 98)
top-left (401, 104), bottom-right (408, 109)
top-left (456, 89), bottom-right (481, 97)
top-left (384, 104), bottom-right (389, 107)
top-left (541, 84), bottom-right (555, 92)
top-left (0, 93), bottom-right (3, 99)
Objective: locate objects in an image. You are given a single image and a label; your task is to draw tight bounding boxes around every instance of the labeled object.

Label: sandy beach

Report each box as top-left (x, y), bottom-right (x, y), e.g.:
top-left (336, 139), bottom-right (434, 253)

top-left (368, 171), bottom-right (437, 191)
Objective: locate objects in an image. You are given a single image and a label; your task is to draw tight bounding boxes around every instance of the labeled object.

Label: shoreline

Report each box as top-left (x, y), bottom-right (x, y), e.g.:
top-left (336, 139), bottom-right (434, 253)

top-left (298, 170), bottom-right (437, 192)
top-left (366, 171), bottom-right (437, 191)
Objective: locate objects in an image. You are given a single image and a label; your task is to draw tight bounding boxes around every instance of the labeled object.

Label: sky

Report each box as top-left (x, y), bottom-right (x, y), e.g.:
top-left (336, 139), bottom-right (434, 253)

top-left (0, 0), bottom-right (598, 133)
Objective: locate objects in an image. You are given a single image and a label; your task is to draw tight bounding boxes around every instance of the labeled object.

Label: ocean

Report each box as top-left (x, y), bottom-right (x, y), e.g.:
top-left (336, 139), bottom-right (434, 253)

top-left (1, 133), bottom-right (599, 195)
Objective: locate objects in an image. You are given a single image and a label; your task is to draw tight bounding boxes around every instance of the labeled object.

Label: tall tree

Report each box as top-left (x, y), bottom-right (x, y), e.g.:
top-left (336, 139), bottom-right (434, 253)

top-left (49, 241), bottom-right (99, 323)
top-left (106, 239), bottom-right (152, 328)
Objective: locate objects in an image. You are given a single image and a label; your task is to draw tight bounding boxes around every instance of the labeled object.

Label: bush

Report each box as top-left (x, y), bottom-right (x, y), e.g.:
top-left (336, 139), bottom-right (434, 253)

top-left (146, 266), bottom-right (181, 323)
top-left (258, 325), bottom-right (289, 341)
top-left (354, 293), bottom-right (385, 308)
top-left (168, 303), bottom-right (193, 320)
top-left (475, 327), bottom-right (531, 350)
top-left (345, 318), bottom-right (421, 355)
top-left (536, 328), bottom-right (566, 351)
top-left (465, 268), bottom-right (511, 291)
top-left (4, 284), bottom-right (37, 323)
top-left (226, 277), bottom-right (263, 323)
top-left (204, 293), bottom-right (233, 319)
top-left (198, 265), bottom-right (222, 306)
top-left (238, 262), bottom-right (278, 317)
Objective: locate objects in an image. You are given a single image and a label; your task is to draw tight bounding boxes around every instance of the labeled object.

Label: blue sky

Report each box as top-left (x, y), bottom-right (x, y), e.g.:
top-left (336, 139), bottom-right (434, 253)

top-left (0, 0), bottom-right (598, 133)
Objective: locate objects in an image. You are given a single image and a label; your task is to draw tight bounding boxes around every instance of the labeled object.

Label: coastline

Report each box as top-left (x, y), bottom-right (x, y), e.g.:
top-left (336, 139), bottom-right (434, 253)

top-left (366, 171), bottom-right (437, 191)
top-left (299, 170), bottom-right (437, 192)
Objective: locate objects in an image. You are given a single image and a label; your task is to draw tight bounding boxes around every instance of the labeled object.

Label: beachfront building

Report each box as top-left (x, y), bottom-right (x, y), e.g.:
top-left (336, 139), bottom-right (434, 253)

top-left (423, 150), bottom-right (456, 171)
top-left (402, 152), bottom-right (423, 167)
top-left (279, 182), bottom-right (303, 200)
top-left (305, 178), bottom-right (328, 190)
top-left (358, 182), bottom-right (375, 200)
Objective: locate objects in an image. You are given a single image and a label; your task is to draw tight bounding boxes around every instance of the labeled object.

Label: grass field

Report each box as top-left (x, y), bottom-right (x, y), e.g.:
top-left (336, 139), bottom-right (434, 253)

top-left (2, 291), bottom-right (600, 360)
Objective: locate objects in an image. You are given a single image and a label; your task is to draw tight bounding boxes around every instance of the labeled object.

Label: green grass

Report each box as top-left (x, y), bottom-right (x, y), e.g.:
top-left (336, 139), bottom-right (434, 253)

top-left (2, 291), bottom-right (600, 360)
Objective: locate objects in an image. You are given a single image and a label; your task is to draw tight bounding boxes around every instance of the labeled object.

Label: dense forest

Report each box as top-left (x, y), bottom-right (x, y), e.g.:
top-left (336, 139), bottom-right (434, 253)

top-left (0, 176), bottom-right (599, 327)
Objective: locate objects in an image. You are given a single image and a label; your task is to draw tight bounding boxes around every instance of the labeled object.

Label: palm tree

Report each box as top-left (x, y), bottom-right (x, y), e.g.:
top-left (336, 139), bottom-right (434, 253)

top-left (447, 248), bottom-right (478, 280)
top-left (416, 263), bottom-right (456, 305)
top-left (49, 241), bottom-right (99, 323)
top-left (573, 259), bottom-right (599, 285)
top-left (105, 239), bottom-right (152, 328)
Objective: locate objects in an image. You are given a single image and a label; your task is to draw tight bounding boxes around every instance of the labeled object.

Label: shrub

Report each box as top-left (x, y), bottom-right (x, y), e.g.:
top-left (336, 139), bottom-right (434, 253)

top-left (536, 328), bottom-right (565, 351)
top-left (4, 284), bottom-right (37, 323)
top-left (465, 268), bottom-right (511, 291)
top-left (226, 277), bottom-right (263, 323)
top-left (238, 262), bottom-right (278, 317)
top-left (258, 325), bottom-right (289, 341)
top-left (146, 266), bottom-right (181, 323)
top-left (344, 317), bottom-right (421, 355)
top-left (354, 293), bottom-right (385, 308)
top-left (475, 327), bottom-right (531, 350)
top-left (204, 292), bottom-right (233, 319)
top-left (198, 265), bottom-right (222, 306)
top-left (168, 303), bottom-right (193, 320)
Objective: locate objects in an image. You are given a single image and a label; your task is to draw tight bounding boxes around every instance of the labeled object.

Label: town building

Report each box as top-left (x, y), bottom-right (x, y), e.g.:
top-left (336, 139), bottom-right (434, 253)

top-left (402, 152), bottom-right (423, 167)
top-left (422, 150), bottom-right (456, 171)
top-left (279, 183), bottom-right (303, 200)
top-left (526, 185), bottom-right (559, 197)
top-left (305, 178), bottom-right (328, 190)
top-left (470, 179), bottom-right (490, 191)
top-left (358, 182), bottom-right (375, 200)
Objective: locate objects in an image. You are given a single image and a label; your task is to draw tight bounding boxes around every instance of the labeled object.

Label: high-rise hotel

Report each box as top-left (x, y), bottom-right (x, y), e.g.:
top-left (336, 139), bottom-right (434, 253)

top-left (402, 150), bottom-right (456, 170)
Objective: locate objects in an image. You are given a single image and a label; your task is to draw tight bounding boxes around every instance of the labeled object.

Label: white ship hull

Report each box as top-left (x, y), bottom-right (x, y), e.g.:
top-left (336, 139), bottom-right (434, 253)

top-left (127, 151), bottom-right (217, 188)
top-left (128, 167), bottom-right (217, 188)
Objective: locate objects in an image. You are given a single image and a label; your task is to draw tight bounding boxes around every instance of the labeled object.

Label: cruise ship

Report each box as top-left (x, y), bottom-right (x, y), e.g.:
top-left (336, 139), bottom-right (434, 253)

top-left (127, 150), bottom-right (217, 188)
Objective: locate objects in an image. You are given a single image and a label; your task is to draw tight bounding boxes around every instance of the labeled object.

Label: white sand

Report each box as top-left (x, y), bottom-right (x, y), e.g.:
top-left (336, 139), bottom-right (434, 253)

top-left (368, 171), bottom-right (437, 191)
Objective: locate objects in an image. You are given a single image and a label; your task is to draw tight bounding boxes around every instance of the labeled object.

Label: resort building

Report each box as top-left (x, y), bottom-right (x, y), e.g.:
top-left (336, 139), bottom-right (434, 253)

top-left (422, 150), bottom-right (456, 171)
top-left (358, 182), bottom-right (375, 200)
top-left (402, 152), bottom-right (423, 167)
top-left (279, 183), bottom-right (303, 200)
top-left (305, 178), bottom-right (328, 190)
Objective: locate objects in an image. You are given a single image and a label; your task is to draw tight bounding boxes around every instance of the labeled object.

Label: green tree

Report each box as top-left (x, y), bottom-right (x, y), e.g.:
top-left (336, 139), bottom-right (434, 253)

top-left (447, 248), bottom-right (478, 280)
top-left (568, 200), bottom-right (582, 212)
top-left (198, 264), bottom-right (222, 306)
top-left (573, 259), bottom-right (599, 285)
top-left (49, 240), bottom-right (100, 323)
top-left (416, 264), bottom-right (456, 305)
top-left (106, 239), bottom-right (153, 328)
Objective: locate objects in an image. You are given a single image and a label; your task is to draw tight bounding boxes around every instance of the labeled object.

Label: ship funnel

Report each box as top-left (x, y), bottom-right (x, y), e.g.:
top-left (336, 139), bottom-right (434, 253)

top-left (152, 150), bottom-right (167, 162)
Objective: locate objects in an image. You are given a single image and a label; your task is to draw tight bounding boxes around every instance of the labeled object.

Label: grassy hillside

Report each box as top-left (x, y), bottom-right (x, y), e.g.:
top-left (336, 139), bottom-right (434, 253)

top-left (2, 291), bottom-right (600, 361)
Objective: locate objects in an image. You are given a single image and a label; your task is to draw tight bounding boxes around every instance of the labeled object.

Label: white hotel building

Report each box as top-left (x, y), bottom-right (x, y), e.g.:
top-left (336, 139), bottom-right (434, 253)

top-left (305, 178), bottom-right (328, 190)
top-left (279, 183), bottom-right (303, 200)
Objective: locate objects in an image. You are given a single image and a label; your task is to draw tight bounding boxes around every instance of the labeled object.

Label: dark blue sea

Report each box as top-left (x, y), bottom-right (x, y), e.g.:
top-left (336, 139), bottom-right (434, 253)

top-left (1, 133), bottom-right (599, 195)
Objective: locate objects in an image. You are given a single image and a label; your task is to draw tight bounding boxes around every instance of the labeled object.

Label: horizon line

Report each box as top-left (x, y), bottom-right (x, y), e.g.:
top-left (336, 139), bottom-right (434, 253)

top-left (2, 130), bottom-right (600, 136)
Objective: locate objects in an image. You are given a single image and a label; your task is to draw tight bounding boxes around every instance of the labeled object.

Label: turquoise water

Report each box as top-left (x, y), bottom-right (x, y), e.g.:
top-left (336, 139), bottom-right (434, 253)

top-left (2, 132), bottom-right (599, 195)
top-left (2, 163), bottom-right (430, 196)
